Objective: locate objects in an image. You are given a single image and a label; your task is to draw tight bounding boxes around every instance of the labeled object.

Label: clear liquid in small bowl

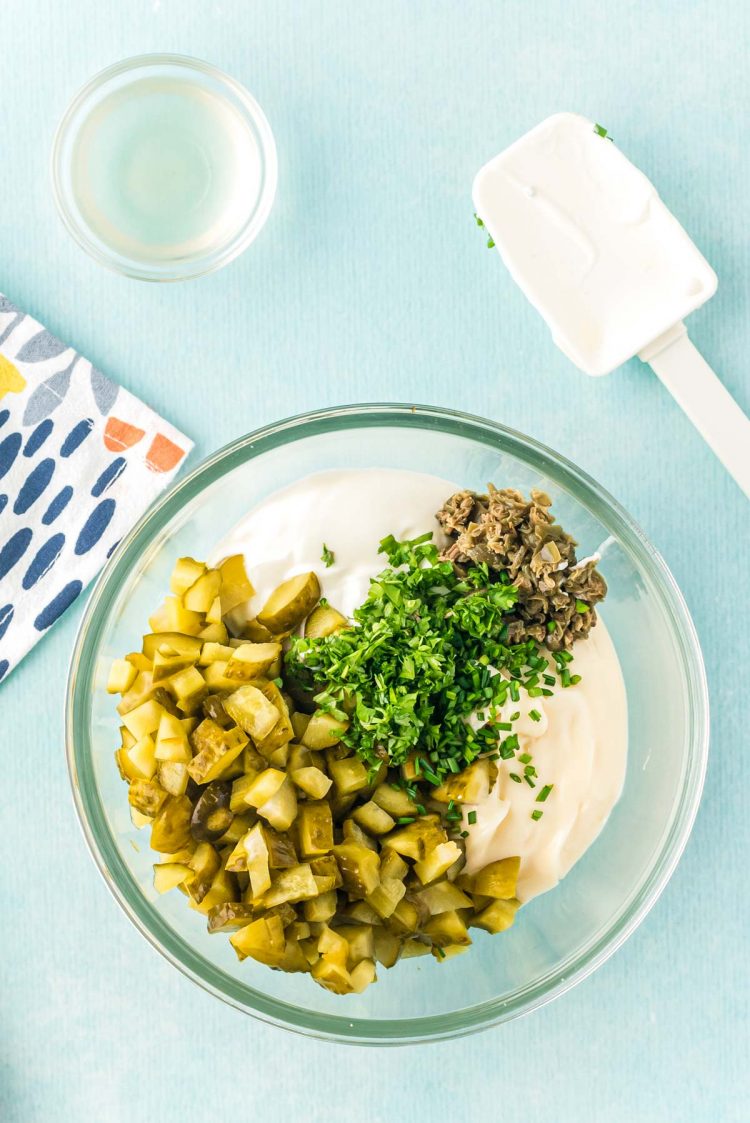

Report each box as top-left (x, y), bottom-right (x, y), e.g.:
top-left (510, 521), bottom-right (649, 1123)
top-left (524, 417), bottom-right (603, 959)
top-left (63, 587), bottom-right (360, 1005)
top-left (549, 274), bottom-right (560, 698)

top-left (70, 75), bottom-right (263, 263)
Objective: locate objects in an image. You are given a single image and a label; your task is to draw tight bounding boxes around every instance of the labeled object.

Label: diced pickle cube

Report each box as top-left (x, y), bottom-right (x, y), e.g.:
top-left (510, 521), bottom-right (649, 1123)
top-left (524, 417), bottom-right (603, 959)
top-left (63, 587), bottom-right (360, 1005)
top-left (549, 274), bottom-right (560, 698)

top-left (153, 862), bottom-right (192, 894)
top-left (224, 685), bottom-right (281, 741)
top-left (183, 569), bottom-right (221, 614)
top-left (290, 712), bottom-right (311, 740)
top-left (230, 773), bottom-right (260, 814)
top-left (243, 823), bottom-right (272, 899)
top-left (352, 800), bottom-right (395, 836)
top-left (302, 711), bottom-right (349, 750)
top-left (154, 711), bottom-right (191, 763)
top-left (254, 682), bottom-right (294, 756)
top-left (473, 856), bottom-right (521, 900)
top-left (224, 642), bottom-right (282, 681)
top-left (150, 795), bottom-right (194, 853)
top-left (423, 909), bottom-right (472, 948)
top-left (207, 901), bottom-right (256, 933)
top-left (471, 897), bottom-right (521, 934)
top-left (328, 756), bottom-right (369, 796)
top-left (244, 768), bottom-right (286, 808)
top-left (151, 649), bottom-right (197, 682)
top-left (257, 780), bottom-right (298, 831)
top-left (304, 603), bottom-right (348, 639)
top-left (303, 890), bottom-right (338, 923)
top-left (414, 841), bottom-right (463, 886)
top-left (170, 557), bottom-right (206, 596)
top-left (373, 928), bottom-right (402, 968)
top-left (366, 877), bottom-right (407, 919)
top-left (372, 783), bottom-right (418, 818)
top-left (230, 915), bottom-right (286, 964)
top-left (415, 880), bottom-right (474, 915)
top-left (148, 597), bottom-right (203, 636)
top-left (107, 659), bottom-right (137, 695)
top-left (188, 842), bottom-right (222, 902)
top-left (257, 571), bottom-right (321, 633)
top-left (121, 698), bottom-right (165, 740)
top-left (142, 632), bottom-right (203, 661)
top-left (349, 959), bottom-right (377, 993)
top-left (167, 666), bottom-right (209, 714)
top-left (198, 642), bottom-right (235, 666)
top-left (297, 801), bottom-right (334, 858)
top-left (379, 847), bottom-right (409, 882)
top-left (333, 842), bottom-right (380, 899)
top-left (432, 758), bottom-right (498, 804)
top-left (157, 760), bottom-right (189, 796)
top-left (291, 766), bottom-right (332, 799)
top-left (262, 863), bottom-right (319, 908)
top-left (218, 554), bottom-right (255, 615)
top-left (124, 734), bottom-right (157, 780)
top-left (342, 818), bottom-right (377, 851)
top-left (187, 721), bottom-right (248, 785)
top-left (128, 778), bottom-right (167, 817)
top-left (198, 622), bottom-right (230, 644)
top-left (384, 815), bottom-right (447, 861)
top-left (311, 958), bottom-right (353, 995)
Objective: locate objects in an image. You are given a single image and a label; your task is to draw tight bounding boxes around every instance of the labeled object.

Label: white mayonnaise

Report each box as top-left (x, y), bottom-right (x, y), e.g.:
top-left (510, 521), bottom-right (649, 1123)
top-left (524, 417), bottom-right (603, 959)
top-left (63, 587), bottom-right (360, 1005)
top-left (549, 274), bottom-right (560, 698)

top-left (473, 112), bottom-right (717, 376)
top-left (210, 469), bottom-right (628, 902)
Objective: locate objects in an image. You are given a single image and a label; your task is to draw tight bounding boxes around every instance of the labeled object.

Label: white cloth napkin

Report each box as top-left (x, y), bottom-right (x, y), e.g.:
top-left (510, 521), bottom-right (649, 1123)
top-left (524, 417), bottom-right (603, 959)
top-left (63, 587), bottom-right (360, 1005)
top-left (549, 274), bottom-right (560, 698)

top-left (0, 292), bottom-right (192, 683)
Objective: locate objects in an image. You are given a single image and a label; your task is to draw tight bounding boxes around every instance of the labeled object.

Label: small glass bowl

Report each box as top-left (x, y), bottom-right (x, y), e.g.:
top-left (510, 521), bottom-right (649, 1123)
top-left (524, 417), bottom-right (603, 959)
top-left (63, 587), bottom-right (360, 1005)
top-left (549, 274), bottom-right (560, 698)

top-left (66, 405), bottom-right (709, 1044)
top-left (51, 54), bottom-right (277, 282)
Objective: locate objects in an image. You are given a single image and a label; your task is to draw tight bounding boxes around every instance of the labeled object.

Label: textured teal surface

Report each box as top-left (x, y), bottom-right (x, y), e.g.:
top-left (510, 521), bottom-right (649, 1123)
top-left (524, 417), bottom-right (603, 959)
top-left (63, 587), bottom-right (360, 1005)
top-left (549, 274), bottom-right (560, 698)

top-left (2, 2), bottom-right (748, 1120)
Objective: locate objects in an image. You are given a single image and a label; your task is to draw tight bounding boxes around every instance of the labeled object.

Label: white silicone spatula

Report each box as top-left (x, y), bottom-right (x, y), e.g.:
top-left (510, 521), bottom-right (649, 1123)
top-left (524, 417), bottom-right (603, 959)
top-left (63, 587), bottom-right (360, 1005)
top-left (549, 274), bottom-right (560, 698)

top-left (473, 112), bottom-right (750, 498)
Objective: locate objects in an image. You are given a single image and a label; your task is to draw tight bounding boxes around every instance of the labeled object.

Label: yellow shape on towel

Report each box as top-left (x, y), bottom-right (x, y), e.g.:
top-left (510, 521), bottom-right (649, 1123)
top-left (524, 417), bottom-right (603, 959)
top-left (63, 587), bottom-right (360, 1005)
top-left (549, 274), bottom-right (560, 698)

top-left (0, 354), bottom-right (26, 400)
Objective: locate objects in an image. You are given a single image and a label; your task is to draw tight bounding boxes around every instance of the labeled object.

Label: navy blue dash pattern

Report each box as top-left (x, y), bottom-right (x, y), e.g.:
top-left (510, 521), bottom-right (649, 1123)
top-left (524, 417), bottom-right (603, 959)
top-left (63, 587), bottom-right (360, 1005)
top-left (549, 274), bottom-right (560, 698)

top-left (0, 660), bottom-right (8, 682)
top-left (22, 533), bottom-right (65, 590)
top-left (60, 417), bottom-right (94, 457)
top-left (23, 419), bottom-right (54, 457)
top-left (91, 456), bottom-right (126, 497)
top-left (41, 485), bottom-right (73, 526)
top-left (75, 498), bottom-right (115, 555)
top-left (13, 457), bottom-right (55, 515)
top-left (34, 579), bottom-right (83, 631)
top-left (0, 408), bottom-right (9, 428)
top-left (0, 527), bottom-right (33, 580)
top-left (0, 431), bottom-right (22, 480)
top-left (0, 603), bottom-right (13, 641)
top-left (0, 494), bottom-right (7, 515)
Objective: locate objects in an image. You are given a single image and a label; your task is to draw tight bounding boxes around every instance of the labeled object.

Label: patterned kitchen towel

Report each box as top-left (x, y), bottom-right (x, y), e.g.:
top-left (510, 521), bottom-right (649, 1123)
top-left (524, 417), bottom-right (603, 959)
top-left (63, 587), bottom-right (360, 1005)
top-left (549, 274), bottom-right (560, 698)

top-left (0, 292), bottom-right (192, 684)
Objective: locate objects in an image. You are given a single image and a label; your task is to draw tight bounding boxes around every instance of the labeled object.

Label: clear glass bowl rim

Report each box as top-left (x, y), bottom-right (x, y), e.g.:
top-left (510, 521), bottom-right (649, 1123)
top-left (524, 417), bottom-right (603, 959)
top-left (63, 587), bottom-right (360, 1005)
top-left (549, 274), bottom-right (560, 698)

top-left (50, 52), bottom-right (278, 282)
top-left (65, 403), bottom-right (709, 1045)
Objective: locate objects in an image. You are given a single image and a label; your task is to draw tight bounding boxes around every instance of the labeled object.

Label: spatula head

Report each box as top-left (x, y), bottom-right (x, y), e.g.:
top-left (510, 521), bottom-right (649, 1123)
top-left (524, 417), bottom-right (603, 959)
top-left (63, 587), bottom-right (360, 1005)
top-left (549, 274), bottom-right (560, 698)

top-left (473, 112), bottom-right (717, 376)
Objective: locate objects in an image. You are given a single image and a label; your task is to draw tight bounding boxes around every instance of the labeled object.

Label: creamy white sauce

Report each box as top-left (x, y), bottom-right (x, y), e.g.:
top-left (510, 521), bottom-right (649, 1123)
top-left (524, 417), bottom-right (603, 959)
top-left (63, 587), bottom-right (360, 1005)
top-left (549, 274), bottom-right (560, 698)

top-left (210, 469), bottom-right (628, 903)
top-left (473, 112), bottom-right (717, 376)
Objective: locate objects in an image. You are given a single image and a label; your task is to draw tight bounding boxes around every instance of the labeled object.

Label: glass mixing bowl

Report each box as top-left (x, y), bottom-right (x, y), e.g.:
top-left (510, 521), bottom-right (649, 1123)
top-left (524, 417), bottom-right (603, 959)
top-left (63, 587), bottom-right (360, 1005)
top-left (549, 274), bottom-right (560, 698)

top-left (66, 404), bottom-right (709, 1044)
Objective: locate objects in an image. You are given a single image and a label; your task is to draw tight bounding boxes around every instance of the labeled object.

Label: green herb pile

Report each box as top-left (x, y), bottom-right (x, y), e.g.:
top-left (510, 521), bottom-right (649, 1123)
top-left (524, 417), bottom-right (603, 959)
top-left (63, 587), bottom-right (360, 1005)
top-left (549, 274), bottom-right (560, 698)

top-left (286, 533), bottom-right (577, 789)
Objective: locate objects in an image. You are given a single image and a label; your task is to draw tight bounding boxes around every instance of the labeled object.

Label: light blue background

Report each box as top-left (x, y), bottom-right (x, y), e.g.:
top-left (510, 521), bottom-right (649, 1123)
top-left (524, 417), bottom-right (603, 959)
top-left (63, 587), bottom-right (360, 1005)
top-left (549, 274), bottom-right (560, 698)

top-left (2, 2), bottom-right (748, 1120)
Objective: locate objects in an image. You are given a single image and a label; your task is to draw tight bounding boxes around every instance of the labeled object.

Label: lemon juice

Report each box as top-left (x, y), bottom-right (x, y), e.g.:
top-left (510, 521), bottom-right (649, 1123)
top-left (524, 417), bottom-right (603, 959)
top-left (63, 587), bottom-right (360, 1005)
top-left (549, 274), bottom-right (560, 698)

top-left (70, 74), bottom-right (263, 263)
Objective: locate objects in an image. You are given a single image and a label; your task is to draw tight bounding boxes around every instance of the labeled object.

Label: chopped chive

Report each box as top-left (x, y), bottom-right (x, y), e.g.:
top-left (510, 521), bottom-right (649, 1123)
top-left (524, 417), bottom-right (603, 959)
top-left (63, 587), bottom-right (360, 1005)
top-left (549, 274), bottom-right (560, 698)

top-left (524, 775), bottom-right (536, 788)
top-left (435, 945), bottom-right (446, 958)
top-left (468, 810), bottom-right (477, 825)
top-left (536, 784), bottom-right (553, 803)
top-left (518, 752), bottom-right (532, 764)
top-left (529, 708), bottom-right (541, 722)
top-left (509, 773), bottom-right (522, 783)
top-left (474, 212), bottom-right (484, 227)
top-left (575, 599), bottom-right (588, 614)
top-left (531, 809), bottom-right (543, 821)
top-left (396, 816), bottom-right (415, 825)
top-left (546, 620), bottom-right (556, 633)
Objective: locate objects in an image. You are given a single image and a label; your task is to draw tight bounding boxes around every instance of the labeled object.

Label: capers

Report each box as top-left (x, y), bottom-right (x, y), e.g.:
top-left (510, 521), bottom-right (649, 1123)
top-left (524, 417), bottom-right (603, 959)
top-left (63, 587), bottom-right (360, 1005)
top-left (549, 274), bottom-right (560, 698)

top-left (190, 781), bottom-right (234, 843)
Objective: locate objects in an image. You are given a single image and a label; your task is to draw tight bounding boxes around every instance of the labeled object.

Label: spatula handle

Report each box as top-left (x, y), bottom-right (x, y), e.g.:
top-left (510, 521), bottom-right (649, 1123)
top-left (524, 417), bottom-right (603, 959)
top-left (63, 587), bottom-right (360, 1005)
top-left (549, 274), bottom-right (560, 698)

top-left (641, 323), bottom-right (750, 499)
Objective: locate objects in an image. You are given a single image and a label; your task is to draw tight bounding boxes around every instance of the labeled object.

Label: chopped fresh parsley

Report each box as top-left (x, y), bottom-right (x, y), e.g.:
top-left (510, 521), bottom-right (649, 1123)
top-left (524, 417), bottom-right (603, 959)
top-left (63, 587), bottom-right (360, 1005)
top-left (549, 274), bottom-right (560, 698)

top-left (593, 122), bottom-right (614, 141)
top-left (286, 532), bottom-right (571, 786)
top-left (321, 543), bottom-right (335, 568)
